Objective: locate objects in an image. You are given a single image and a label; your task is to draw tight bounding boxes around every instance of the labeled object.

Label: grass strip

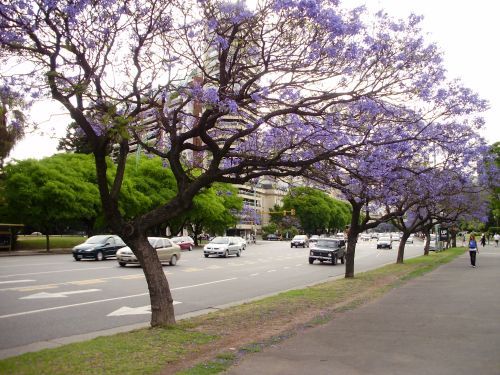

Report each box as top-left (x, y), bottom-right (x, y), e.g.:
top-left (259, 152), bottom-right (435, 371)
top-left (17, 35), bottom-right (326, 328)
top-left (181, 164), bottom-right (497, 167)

top-left (14, 236), bottom-right (86, 250)
top-left (0, 248), bottom-right (465, 375)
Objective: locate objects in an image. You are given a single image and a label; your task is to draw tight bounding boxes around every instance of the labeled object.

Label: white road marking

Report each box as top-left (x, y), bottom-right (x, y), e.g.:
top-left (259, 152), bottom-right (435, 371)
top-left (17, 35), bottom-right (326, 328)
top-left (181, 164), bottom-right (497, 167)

top-left (250, 273), bottom-right (259, 277)
top-left (172, 278), bottom-right (237, 291)
top-left (0, 274), bottom-right (145, 292)
top-left (0, 266), bottom-right (112, 278)
top-left (0, 278), bottom-right (238, 319)
top-left (20, 289), bottom-right (101, 299)
top-left (0, 262), bottom-right (66, 268)
top-left (0, 279), bottom-right (35, 285)
top-left (107, 301), bottom-right (181, 316)
top-left (267, 270), bottom-right (276, 273)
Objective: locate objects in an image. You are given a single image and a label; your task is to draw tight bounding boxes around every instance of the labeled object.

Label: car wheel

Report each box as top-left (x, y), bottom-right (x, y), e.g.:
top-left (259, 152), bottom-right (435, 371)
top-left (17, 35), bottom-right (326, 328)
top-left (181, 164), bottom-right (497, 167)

top-left (224, 250), bottom-right (229, 258)
top-left (118, 262), bottom-right (126, 267)
top-left (188, 245), bottom-right (193, 251)
top-left (95, 251), bottom-right (104, 261)
top-left (204, 254), bottom-right (209, 258)
top-left (309, 258), bottom-right (314, 264)
top-left (169, 255), bottom-right (177, 266)
top-left (236, 249), bottom-right (241, 257)
top-left (74, 257), bottom-right (81, 261)
top-left (331, 255), bottom-right (337, 265)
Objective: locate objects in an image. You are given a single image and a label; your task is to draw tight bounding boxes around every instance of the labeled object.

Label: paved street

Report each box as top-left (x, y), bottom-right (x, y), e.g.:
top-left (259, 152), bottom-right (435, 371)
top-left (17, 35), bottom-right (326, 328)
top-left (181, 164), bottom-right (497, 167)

top-left (0, 239), bottom-right (423, 359)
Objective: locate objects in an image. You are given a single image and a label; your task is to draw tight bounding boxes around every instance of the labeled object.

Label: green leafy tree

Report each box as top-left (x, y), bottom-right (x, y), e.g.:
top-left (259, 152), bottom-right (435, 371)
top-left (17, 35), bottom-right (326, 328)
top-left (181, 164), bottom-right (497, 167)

top-left (282, 187), bottom-right (351, 235)
top-left (186, 184), bottom-right (243, 244)
top-left (2, 154), bottom-right (101, 250)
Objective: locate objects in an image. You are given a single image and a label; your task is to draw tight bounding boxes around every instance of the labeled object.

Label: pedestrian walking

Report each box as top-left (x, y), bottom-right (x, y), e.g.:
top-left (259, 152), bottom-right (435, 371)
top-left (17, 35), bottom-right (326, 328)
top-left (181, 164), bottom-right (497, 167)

top-left (468, 234), bottom-right (479, 267)
top-left (480, 233), bottom-right (486, 247)
top-left (494, 233), bottom-right (500, 247)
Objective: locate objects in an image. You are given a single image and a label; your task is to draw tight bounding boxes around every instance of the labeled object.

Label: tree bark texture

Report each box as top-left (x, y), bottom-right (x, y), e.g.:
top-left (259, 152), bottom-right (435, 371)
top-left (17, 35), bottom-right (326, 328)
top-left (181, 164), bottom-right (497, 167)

top-left (397, 232), bottom-right (411, 264)
top-left (423, 230), bottom-right (431, 256)
top-left (345, 204), bottom-right (361, 278)
top-left (130, 236), bottom-right (176, 326)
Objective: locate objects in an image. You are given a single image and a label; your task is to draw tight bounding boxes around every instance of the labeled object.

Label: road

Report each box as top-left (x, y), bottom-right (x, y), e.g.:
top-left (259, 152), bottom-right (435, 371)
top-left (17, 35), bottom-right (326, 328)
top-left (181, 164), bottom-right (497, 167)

top-left (0, 239), bottom-right (424, 358)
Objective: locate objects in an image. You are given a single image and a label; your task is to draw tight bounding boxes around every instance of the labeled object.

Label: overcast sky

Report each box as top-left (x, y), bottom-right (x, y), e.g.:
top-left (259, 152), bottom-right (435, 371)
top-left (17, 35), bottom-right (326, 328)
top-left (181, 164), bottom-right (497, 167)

top-left (9, 0), bottom-right (499, 161)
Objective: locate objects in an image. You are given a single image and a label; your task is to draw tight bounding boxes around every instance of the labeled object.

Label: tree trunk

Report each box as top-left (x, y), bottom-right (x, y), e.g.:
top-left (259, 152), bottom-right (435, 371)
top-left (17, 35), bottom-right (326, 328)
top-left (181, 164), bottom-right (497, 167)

top-left (345, 204), bottom-right (361, 278)
top-left (45, 234), bottom-right (50, 252)
top-left (423, 230), bottom-right (431, 256)
top-left (451, 231), bottom-right (457, 248)
top-left (191, 222), bottom-right (202, 247)
top-left (397, 232), bottom-right (410, 264)
top-left (130, 235), bottom-right (176, 326)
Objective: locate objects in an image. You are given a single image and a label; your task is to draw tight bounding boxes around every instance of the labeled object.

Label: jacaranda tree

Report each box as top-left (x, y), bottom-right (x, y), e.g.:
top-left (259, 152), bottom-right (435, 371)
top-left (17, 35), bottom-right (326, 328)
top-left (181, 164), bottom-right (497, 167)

top-left (0, 0), bottom-right (487, 325)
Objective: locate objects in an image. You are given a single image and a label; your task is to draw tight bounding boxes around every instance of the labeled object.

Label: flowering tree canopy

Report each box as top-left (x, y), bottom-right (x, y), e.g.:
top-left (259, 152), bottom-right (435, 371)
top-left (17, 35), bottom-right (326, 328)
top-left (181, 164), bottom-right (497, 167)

top-left (0, 0), bottom-right (488, 324)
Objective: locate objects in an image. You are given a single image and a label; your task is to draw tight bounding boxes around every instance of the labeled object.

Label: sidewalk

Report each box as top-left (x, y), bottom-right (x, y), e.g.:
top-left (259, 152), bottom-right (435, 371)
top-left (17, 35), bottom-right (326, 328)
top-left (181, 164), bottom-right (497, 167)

top-left (226, 245), bottom-right (500, 375)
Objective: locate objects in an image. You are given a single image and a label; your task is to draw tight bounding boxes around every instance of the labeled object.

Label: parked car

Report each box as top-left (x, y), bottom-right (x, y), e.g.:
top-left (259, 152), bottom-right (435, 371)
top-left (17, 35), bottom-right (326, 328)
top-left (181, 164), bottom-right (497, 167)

top-left (73, 235), bottom-right (126, 261)
top-left (116, 237), bottom-right (181, 267)
top-left (370, 233), bottom-right (379, 239)
top-left (171, 236), bottom-right (195, 251)
top-left (406, 235), bottom-right (415, 244)
top-left (203, 236), bottom-right (243, 258)
top-left (309, 238), bottom-right (346, 265)
top-left (265, 234), bottom-right (282, 241)
top-left (376, 236), bottom-right (392, 249)
top-left (291, 235), bottom-right (309, 248)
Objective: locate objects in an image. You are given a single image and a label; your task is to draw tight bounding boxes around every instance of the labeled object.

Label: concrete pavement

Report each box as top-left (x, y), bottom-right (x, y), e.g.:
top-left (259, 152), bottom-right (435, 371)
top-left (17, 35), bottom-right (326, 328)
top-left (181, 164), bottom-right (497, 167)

top-left (226, 244), bottom-right (500, 375)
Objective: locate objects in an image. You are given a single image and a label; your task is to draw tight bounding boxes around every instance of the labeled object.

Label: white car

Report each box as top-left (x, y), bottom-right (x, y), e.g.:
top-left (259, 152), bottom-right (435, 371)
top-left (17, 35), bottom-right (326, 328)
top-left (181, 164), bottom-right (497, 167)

top-left (291, 235), bottom-right (309, 248)
top-left (406, 235), bottom-right (415, 244)
top-left (376, 236), bottom-right (392, 249)
top-left (116, 237), bottom-right (181, 267)
top-left (360, 234), bottom-right (371, 241)
top-left (204, 236), bottom-right (243, 258)
top-left (231, 236), bottom-right (247, 250)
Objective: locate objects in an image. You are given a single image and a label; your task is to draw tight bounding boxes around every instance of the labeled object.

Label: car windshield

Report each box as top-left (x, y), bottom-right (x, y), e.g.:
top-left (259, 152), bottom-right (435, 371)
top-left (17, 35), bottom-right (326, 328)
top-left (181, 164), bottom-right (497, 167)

top-left (171, 238), bottom-right (181, 243)
top-left (379, 237), bottom-right (390, 241)
top-left (294, 236), bottom-right (306, 240)
top-left (316, 239), bottom-right (339, 248)
top-left (211, 237), bottom-right (229, 244)
top-left (85, 235), bottom-right (109, 244)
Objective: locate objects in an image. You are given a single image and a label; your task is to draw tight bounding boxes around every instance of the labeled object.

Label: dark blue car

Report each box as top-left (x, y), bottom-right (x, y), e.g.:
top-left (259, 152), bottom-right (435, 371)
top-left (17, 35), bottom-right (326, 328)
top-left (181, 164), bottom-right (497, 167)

top-left (72, 235), bottom-right (126, 261)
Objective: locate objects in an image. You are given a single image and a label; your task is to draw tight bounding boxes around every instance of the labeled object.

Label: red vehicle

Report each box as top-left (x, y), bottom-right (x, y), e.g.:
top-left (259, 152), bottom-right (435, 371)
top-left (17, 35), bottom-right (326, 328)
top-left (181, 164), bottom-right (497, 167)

top-left (171, 236), bottom-right (195, 251)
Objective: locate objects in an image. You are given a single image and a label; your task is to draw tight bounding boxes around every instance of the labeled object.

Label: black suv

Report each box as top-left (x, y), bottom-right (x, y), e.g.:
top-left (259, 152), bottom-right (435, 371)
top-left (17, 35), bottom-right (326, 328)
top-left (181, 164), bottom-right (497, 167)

top-left (309, 238), bottom-right (346, 265)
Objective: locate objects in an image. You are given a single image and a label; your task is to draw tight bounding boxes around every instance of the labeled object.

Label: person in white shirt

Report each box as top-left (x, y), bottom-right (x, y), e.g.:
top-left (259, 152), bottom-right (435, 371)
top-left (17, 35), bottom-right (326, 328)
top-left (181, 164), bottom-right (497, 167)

top-left (494, 233), bottom-right (500, 247)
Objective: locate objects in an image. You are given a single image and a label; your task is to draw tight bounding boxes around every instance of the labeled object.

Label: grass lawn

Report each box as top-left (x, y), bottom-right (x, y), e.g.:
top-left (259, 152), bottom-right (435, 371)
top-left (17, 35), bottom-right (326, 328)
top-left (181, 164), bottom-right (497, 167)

top-left (15, 236), bottom-right (86, 250)
top-left (0, 248), bottom-right (466, 375)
